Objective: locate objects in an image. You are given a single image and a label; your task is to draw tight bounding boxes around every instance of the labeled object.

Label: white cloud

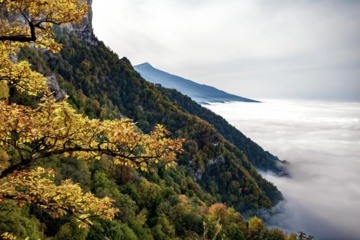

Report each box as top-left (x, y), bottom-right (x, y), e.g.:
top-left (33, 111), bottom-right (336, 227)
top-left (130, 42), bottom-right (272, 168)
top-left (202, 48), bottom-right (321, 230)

top-left (206, 100), bottom-right (360, 239)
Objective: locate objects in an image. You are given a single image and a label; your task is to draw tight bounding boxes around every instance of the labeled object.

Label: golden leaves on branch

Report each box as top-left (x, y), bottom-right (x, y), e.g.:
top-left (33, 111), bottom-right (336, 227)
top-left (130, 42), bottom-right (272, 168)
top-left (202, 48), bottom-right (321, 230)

top-left (0, 59), bottom-right (48, 96)
top-left (0, 0), bottom-right (87, 95)
top-left (0, 0), bottom-right (88, 52)
top-left (0, 93), bottom-right (184, 226)
top-left (0, 96), bottom-right (184, 173)
top-left (1, 232), bottom-right (18, 240)
top-left (0, 93), bottom-right (184, 229)
top-left (0, 167), bottom-right (119, 227)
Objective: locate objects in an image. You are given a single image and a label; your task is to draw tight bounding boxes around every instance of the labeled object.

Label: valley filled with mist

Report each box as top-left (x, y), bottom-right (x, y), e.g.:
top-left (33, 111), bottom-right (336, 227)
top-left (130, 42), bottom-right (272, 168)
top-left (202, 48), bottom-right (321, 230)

top-left (206, 99), bottom-right (360, 240)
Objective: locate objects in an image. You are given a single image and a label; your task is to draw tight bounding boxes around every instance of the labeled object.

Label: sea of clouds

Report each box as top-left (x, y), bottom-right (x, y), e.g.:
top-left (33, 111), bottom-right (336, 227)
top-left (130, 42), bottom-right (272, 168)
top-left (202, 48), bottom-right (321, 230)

top-left (205, 99), bottom-right (360, 240)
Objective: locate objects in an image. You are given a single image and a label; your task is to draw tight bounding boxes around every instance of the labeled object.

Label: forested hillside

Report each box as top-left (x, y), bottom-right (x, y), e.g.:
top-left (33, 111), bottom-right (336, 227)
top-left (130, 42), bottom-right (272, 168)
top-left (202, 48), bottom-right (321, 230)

top-left (40, 26), bottom-right (283, 209)
top-left (155, 86), bottom-right (288, 175)
top-left (0, 1), bottom-right (312, 239)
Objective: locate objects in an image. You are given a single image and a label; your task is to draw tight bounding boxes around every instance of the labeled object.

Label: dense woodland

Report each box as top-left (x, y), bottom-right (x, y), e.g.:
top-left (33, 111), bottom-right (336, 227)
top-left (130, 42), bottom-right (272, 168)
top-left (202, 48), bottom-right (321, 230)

top-left (0, 1), bottom-right (314, 239)
top-left (155, 87), bottom-right (288, 175)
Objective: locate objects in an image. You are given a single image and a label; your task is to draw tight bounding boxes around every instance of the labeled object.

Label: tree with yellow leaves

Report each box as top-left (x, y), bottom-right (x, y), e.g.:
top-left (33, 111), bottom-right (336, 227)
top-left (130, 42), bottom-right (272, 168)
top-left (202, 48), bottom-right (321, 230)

top-left (0, 0), bottom-right (184, 234)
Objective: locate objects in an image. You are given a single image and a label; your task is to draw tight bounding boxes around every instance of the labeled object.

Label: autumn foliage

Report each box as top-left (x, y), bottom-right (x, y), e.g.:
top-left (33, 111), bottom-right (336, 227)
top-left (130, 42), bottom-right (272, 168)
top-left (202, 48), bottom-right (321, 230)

top-left (0, 0), bottom-right (184, 233)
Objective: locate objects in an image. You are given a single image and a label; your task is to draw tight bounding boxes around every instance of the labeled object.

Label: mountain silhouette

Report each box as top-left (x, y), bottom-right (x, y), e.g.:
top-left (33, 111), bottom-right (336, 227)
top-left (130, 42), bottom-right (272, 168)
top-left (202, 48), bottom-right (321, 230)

top-left (134, 62), bottom-right (259, 104)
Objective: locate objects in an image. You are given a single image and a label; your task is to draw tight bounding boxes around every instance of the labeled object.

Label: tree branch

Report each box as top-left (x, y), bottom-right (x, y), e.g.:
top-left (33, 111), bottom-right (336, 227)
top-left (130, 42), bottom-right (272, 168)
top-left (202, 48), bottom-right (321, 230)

top-left (0, 145), bottom-right (170, 179)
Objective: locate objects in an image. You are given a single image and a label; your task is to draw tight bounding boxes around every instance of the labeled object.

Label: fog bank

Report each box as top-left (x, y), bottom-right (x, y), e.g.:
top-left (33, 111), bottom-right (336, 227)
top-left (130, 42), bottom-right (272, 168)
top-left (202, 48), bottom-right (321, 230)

top-left (206, 99), bottom-right (360, 240)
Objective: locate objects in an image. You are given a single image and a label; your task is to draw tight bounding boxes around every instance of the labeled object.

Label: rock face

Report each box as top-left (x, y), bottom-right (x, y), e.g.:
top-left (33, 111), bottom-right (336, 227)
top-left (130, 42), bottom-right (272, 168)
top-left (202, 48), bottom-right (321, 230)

top-left (45, 73), bottom-right (66, 101)
top-left (67, 0), bottom-right (97, 46)
top-left (47, 2), bottom-right (95, 99)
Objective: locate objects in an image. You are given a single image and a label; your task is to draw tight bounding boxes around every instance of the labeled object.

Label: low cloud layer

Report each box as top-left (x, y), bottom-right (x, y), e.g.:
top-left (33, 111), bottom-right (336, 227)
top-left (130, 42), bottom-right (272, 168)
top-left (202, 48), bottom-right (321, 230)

top-left (206, 100), bottom-right (360, 240)
top-left (93, 0), bottom-right (360, 101)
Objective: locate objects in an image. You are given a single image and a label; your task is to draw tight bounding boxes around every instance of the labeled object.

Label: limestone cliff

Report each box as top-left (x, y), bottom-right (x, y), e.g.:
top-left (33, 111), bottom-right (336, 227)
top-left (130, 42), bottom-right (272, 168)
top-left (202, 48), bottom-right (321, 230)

top-left (67, 0), bottom-right (97, 46)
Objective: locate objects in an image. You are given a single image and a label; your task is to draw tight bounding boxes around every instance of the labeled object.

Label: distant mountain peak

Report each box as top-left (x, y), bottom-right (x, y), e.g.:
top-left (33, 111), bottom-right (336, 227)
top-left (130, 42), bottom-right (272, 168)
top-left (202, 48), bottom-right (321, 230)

top-left (138, 62), bottom-right (151, 66)
top-left (134, 63), bottom-right (259, 104)
top-left (136, 62), bottom-right (154, 69)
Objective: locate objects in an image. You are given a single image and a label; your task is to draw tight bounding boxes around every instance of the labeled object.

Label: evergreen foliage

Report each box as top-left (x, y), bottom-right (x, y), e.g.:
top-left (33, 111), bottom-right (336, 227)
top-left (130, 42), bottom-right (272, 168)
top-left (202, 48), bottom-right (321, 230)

top-left (157, 86), bottom-right (288, 175)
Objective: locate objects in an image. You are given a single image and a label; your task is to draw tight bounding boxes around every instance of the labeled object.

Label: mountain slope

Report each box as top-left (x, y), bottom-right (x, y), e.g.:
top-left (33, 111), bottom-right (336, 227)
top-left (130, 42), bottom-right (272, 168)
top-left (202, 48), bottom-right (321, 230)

top-left (134, 62), bottom-right (258, 104)
top-left (7, 17), bottom-right (288, 240)
top-left (36, 25), bottom-right (282, 205)
top-left (155, 86), bottom-right (288, 175)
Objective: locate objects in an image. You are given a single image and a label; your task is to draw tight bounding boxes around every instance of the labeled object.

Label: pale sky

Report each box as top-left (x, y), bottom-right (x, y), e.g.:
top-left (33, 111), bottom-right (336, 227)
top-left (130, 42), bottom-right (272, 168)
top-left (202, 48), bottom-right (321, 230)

top-left (92, 0), bottom-right (360, 101)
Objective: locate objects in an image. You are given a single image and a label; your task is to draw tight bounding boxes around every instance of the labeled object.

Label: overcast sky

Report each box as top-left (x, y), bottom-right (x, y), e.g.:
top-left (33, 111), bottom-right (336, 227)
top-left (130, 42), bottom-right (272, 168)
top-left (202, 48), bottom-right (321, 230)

top-left (92, 0), bottom-right (360, 101)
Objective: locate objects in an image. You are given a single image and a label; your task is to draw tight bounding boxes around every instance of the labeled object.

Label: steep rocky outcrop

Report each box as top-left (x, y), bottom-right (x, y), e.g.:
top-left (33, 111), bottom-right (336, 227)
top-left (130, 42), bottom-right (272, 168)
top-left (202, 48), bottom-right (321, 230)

top-left (67, 0), bottom-right (98, 46)
top-left (45, 73), bottom-right (66, 101)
